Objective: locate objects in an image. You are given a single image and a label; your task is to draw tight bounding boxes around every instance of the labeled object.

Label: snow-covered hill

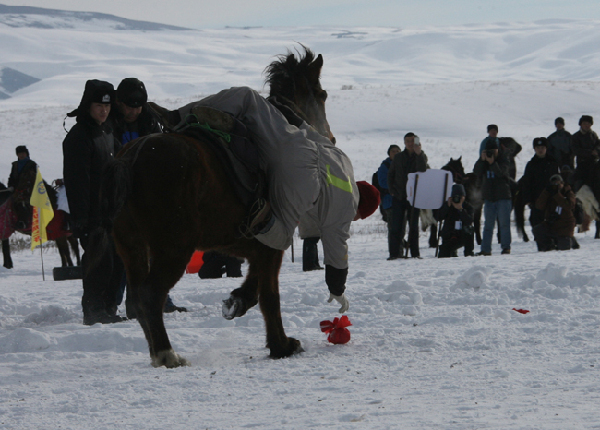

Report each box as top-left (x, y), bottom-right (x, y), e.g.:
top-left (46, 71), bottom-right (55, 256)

top-left (1, 9), bottom-right (600, 430)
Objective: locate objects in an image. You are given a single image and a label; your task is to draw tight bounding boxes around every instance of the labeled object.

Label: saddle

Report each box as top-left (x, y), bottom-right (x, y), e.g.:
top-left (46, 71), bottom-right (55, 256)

top-left (173, 107), bottom-right (265, 215)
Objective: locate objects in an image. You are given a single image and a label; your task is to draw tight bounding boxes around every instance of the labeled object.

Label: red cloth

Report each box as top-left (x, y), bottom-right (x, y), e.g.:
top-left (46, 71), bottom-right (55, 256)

top-left (512, 308), bottom-right (530, 314)
top-left (320, 315), bottom-right (352, 344)
top-left (356, 181), bottom-right (380, 219)
top-left (0, 200), bottom-right (17, 240)
top-left (45, 209), bottom-right (71, 240)
top-left (186, 251), bottom-right (205, 274)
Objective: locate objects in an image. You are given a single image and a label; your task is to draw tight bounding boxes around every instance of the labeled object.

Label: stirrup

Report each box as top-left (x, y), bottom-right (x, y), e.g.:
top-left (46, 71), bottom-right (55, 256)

top-left (238, 198), bottom-right (272, 239)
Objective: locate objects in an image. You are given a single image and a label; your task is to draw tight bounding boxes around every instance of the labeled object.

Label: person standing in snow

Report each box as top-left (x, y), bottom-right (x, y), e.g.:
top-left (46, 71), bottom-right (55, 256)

top-left (473, 138), bottom-right (512, 256)
top-left (570, 115), bottom-right (600, 192)
top-left (387, 133), bottom-right (427, 259)
top-left (110, 77), bottom-right (186, 316)
top-left (62, 79), bottom-right (125, 326)
top-left (7, 145), bottom-right (38, 230)
top-left (478, 124), bottom-right (499, 156)
top-left (378, 144), bottom-right (400, 256)
top-left (546, 117), bottom-right (572, 169)
top-left (518, 137), bottom-right (560, 230)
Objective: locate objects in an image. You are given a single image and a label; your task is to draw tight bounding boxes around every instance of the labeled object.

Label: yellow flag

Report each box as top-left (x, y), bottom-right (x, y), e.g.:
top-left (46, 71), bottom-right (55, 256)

top-left (29, 168), bottom-right (54, 251)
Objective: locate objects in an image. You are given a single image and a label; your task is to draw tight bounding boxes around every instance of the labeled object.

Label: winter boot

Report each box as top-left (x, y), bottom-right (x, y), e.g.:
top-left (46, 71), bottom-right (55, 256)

top-left (303, 237), bottom-right (323, 271)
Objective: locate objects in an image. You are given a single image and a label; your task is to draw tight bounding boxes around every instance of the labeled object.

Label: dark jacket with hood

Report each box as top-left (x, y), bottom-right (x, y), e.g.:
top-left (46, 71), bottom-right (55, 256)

top-left (62, 80), bottom-right (119, 236)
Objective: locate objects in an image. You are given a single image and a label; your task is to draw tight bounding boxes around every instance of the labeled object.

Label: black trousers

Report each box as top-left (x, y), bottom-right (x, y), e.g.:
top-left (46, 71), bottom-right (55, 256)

top-left (80, 235), bottom-right (125, 316)
top-left (532, 223), bottom-right (572, 251)
top-left (198, 251), bottom-right (243, 279)
top-left (390, 198), bottom-right (420, 258)
top-left (438, 231), bottom-right (475, 258)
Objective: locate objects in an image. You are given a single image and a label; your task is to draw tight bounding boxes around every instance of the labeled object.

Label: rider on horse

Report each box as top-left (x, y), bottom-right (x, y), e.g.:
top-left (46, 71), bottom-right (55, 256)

top-left (7, 145), bottom-right (37, 230)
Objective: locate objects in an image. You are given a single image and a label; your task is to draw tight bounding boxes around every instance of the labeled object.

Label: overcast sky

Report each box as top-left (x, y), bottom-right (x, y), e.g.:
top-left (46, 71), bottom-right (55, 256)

top-left (3, 0), bottom-right (600, 29)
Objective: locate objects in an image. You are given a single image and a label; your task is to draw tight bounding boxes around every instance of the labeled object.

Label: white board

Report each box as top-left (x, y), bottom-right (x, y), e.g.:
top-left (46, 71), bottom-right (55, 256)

top-left (406, 169), bottom-right (453, 209)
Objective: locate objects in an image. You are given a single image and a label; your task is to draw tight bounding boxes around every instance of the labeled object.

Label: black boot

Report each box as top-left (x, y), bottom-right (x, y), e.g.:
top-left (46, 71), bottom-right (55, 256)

top-left (83, 308), bottom-right (126, 326)
top-left (303, 237), bottom-right (323, 271)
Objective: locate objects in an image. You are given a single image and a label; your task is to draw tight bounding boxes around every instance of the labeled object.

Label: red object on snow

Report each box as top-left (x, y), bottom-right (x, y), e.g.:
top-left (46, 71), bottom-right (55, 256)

top-left (185, 251), bottom-right (205, 274)
top-left (512, 308), bottom-right (530, 314)
top-left (320, 315), bottom-right (352, 344)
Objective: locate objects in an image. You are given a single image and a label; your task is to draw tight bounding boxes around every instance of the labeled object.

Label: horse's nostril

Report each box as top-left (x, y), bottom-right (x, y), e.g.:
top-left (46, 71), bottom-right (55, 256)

top-left (330, 136), bottom-right (336, 145)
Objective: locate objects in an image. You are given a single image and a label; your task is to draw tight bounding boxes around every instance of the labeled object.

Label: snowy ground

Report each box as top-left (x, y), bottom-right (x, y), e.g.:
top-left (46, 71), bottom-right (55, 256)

top-left (2, 16), bottom-right (600, 430)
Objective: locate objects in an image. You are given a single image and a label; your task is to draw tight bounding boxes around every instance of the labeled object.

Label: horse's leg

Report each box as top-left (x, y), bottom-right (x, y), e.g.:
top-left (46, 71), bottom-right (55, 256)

top-left (253, 247), bottom-right (302, 358)
top-left (2, 239), bottom-right (13, 269)
top-left (136, 248), bottom-right (192, 368)
top-left (222, 269), bottom-right (259, 320)
top-left (68, 235), bottom-right (81, 266)
top-left (55, 236), bottom-right (73, 267)
top-left (596, 221), bottom-right (600, 239)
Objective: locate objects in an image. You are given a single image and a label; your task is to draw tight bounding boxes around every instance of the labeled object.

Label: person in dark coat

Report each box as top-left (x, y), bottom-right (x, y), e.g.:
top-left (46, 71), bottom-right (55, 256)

top-left (62, 79), bottom-right (125, 326)
top-left (533, 174), bottom-right (576, 251)
top-left (7, 145), bottom-right (37, 230)
top-left (519, 137), bottom-right (560, 229)
top-left (435, 184), bottom-right (475, 258)
top-left (378, 144), bottom-right (400, 255)
top-left (478, 124), bottom-right (499, 155)
top-left (110, 78), bottom-right (186, 315)
top-left (387, 133), bottom-right (428, 259)
top-left (547, 117), bottom-right (573, 169)
top-left (571, 115), bottom-right (600, 191)
top-left (473, 138), bottom-right (513, 255)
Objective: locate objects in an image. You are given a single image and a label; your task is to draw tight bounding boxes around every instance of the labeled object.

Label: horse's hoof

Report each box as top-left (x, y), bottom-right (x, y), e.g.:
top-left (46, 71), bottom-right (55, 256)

top-left (222, 296), bottom-right (247, 320)
top-left (151, 349), bottom-right (190, 368)
top-left (269, 337), bottom-right (303, 359)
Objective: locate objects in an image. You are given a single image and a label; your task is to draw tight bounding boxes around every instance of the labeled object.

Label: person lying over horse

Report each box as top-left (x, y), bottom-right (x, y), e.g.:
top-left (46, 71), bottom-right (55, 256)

top-left (7, 145), bottom-right (38, 231)
top-left (533, 174), bottom-right (576, 251)
top-left (150, 86), bottom-right (380, 313)
top-left (435, 184), bottom-right (475, 258)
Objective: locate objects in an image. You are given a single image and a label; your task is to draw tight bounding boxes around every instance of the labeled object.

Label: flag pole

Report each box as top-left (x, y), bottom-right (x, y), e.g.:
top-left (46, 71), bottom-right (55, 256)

top-left (39, 207), bottom-right (45, 281)
top-left (40, 241), bottom-right (45, 281)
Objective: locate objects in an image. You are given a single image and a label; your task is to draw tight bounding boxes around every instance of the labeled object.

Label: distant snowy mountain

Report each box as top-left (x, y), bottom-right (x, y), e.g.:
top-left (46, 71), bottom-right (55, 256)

top-left (0, 4), bottom-right (191, 31)
top-left (0, 66), bottom-right (40, 100)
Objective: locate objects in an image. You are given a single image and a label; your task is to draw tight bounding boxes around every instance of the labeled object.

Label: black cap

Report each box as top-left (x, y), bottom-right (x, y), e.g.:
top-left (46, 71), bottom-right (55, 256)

top-left (533, 137), bottom-right (547, 148)
top-left (67, 79), bottom-right (114, 118)
top-left (15, 145), bottom-right (29, 156)
top-left (451, 184), bottom-right (466, 198)
top-left (485, 138), bottom-right (499, 150)
top-left (487, 124), bottom-right (498, 132)
top-left (387, 144), bottom-right (400, 155)
top-left (116, 78), bottom-right (148, 108)
top-left (555, 117), bottom-right (565, 126)
top-left (579, 115), bottom-right (593, 126)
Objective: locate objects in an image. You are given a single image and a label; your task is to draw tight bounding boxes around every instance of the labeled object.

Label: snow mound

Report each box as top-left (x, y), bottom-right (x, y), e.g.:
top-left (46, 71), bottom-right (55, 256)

top-left (23, 305), bottom-right (79, 326)
top-left (452, 266), bottom-right (492, 291)
top-left (0, 327), bottom-right (52, 352)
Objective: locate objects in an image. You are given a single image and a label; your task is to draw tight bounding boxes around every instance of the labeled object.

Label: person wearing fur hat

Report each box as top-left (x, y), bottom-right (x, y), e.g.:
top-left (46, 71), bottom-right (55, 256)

top-left (435, 184), bottom-right (475, 258)
top-left (547, 117), bottom-right (573, 169)
top-left (571, 115), bottom-right (600, 191)
top-left (7, 145), bottom-right (38, 230)
top-left (518, 137), bottom-right (560, 229)
top-left (533, 174), bottom-right (576, 251)
top-left (62, 79), bottom-right (126, 326)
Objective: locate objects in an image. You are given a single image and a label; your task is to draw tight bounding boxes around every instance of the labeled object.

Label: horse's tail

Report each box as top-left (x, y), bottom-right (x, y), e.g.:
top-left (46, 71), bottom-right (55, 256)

top-left (86, 159), bottom-right (132, 274)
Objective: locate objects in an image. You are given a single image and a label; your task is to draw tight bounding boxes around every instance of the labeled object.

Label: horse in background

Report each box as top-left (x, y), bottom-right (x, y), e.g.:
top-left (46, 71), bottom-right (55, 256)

top-left (0, 168), bottom-right (80, 268)
top-left (0, 182), bottom-right (14, 269)
top-left (95, 47), bottom-right (334, 368)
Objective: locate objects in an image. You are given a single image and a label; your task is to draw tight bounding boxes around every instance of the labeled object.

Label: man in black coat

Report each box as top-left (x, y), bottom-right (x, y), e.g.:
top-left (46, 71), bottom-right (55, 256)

top-left (387, 132), bottom-right (428, 259)
top-left (436, 184), bottom-right (474, 258)
top-left (547, 117), bottom-right (572, 169)
top-left (110, 78), bottom-right (186, 315)
top-left (571, 115), bottom-right (600, 191)
top-left (519, 137), bottom-right (560, 229)
top-left (63, 79), bottom-right (125, 326)
top-left (7, 145), bottom-right (37, 230)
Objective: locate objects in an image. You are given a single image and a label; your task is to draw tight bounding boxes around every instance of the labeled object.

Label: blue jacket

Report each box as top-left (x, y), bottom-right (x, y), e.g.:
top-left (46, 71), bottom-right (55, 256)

top-left (377, 158), bottom-right (392, 209)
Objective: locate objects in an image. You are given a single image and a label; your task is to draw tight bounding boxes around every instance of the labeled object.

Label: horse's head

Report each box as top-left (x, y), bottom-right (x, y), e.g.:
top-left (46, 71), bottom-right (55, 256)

top-left (265, 46), bottom-right (335, 144)
top-left (442, 156), bottom-right (465, 183)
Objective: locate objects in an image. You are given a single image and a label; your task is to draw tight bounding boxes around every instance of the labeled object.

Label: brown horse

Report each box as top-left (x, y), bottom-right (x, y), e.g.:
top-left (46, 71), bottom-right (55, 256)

top-left (1, 168), bottom-right (81, 268)
top-left (97, 47), bottom-right (334, 367)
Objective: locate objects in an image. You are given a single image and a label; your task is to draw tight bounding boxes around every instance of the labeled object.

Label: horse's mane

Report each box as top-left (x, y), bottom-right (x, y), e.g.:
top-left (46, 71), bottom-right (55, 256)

top-left (264, 46), bottom-right (318, 98)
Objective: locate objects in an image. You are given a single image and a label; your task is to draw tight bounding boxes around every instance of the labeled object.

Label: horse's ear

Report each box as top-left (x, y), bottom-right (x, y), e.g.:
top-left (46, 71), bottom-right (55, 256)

top-left (458, 156), bottom-right (462, 161)
top-left (307, 54), bottom-right (323, 81)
